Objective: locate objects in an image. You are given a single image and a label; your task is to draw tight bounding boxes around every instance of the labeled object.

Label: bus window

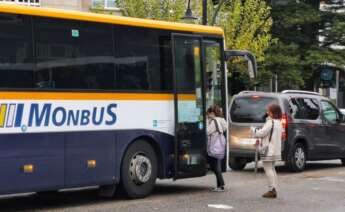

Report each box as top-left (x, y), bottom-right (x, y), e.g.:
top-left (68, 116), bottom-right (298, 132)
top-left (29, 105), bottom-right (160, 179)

top-left (115, 26), bottom-right (173, 91)
top-left (204, 40), bottom-right (224, 109)
top-left (34, 17), bottom-right (115, 90)
top-left (173, 38), bottom-right (196, 92)
top-left (0, 14), bottom-right (34, 89)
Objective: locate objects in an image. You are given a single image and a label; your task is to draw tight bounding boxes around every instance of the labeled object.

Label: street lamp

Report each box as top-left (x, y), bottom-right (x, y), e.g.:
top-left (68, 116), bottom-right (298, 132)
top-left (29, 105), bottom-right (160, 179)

top-left (182, 0), bottom-right (198, 21)
top-left (182, 0), bottom-right (220, 25)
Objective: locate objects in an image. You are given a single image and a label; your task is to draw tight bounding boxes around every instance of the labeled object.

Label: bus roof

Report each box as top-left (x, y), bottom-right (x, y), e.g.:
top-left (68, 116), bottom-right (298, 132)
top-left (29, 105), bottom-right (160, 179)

top-left (0, 4), bottom-right (224, 36)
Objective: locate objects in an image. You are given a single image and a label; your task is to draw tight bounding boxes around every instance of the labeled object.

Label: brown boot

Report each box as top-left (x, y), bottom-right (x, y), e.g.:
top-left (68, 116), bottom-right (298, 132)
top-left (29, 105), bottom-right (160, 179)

top-left (262, 188), bottom-right (277, 198)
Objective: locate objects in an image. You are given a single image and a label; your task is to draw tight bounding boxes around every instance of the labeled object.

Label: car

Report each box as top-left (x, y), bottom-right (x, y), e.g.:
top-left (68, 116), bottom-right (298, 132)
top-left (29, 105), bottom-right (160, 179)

top-left (228, 90), bottom-right (345, 172)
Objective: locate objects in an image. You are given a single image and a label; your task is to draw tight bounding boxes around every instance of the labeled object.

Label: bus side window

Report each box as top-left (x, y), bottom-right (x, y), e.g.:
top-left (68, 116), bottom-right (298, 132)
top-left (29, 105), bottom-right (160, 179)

top-left (34, 17), bottom-right (115, 91)
top-left (0, 14), bottom-right (34, 89)
top-left (115, 26), bottom-right (173, 92)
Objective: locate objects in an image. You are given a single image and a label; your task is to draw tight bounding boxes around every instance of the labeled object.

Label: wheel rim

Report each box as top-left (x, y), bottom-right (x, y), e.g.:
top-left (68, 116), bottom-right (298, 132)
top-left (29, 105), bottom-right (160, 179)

top-left (129, 153), bottom-right (152, 185)
top-left (294, 147), bottom-right (305, 169)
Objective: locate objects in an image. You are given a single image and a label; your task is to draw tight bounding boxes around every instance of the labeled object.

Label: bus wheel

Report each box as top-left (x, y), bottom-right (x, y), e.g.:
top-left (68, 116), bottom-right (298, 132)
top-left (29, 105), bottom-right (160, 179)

top-left (120, 140), bottom-right (157, 199)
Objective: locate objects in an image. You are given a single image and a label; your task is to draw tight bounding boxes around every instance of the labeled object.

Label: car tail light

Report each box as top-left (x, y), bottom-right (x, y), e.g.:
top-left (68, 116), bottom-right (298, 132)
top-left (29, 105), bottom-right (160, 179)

top-left (281, 114), bottom-right (288, 141)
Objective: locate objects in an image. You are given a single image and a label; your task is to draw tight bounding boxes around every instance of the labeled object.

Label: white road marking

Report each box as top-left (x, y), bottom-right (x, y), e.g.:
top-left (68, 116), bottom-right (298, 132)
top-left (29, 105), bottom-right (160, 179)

top-left (318, 177), bottom-right (345, 183)
top-left (208, 204), bottom-right (234, 210)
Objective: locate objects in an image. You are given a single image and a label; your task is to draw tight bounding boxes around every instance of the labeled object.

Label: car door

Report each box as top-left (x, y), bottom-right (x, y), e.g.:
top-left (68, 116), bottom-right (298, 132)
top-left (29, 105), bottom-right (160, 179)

top-left (289, 97), bottom-right (325, 159)
top-left (320, 100), bottom-right (344, 158)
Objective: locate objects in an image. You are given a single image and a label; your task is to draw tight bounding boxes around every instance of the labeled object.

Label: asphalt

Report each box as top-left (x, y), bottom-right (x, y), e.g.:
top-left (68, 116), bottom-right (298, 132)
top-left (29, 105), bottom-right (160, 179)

top-left (0, 160), bottom-right (344, 212)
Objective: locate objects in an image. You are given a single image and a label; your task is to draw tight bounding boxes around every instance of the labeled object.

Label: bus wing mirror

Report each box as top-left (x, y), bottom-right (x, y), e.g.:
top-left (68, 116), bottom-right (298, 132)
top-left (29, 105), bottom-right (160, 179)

top-left (224, 50), bottom-right (257, 79)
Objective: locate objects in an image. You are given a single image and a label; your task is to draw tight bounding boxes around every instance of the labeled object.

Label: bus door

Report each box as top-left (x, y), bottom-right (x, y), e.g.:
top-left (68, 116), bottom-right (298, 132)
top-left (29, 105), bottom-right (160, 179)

top-left (172, 34), bottom-right (207, 179)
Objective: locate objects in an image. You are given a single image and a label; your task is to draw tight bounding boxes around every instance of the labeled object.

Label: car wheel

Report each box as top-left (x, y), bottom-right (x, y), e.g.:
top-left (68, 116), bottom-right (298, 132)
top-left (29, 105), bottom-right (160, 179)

top-left (229, 157), bottom-right (247, 171)
top-left (287, 143), bottom-right (306, 172)
top-left (120, 140), bottom-right (157, 199)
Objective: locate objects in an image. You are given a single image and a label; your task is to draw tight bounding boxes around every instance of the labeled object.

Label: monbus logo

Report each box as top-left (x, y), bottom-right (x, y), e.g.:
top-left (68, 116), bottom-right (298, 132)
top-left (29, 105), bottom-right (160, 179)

top-left (0, 103), bottom-right (118, 132)
top-left (0, 104), bottom-right (24, 128)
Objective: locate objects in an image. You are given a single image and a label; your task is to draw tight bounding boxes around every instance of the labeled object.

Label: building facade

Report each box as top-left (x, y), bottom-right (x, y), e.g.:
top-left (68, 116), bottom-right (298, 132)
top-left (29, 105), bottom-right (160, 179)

top-left (0, 0), bottom-right (120, 12)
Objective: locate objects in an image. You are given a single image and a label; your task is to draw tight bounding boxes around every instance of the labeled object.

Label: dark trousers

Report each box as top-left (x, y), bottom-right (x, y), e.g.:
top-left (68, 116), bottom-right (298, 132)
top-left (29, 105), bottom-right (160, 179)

top-left (208, 156), bottom-right (225, 188)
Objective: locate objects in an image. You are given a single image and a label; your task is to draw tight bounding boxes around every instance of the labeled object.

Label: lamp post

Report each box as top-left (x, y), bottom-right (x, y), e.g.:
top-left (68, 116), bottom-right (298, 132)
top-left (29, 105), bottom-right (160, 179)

top-left (182, 0), bottom-right (198, 21)
top-left (182, 0), bottom-right (208, 25)
top-left (202, 0), bottom-right (207, 25)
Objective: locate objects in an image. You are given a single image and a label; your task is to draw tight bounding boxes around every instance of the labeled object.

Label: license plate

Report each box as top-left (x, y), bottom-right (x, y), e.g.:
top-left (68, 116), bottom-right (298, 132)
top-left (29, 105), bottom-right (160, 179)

top-left (239, 139), bottom-right (256, 145)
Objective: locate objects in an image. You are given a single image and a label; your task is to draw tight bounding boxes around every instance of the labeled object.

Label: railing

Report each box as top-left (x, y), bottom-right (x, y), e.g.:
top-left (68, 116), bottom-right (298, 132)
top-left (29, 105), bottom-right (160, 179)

top-left (0, 0), bottom-right (40, 7)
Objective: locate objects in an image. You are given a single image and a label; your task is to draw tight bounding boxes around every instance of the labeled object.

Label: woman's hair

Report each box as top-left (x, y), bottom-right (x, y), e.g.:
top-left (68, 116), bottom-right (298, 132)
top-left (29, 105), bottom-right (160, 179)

top-left (207, 105), bottom-right (224, 117)
top-left (268, 104), bottom-right (282, 119)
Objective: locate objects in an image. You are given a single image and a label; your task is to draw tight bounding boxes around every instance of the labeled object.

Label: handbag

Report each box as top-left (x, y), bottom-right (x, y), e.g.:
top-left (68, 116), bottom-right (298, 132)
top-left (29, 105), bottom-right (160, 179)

top-left (259, 120), bottom-right (274, 156)
top-left (207, 119), bottom-right (226, 159)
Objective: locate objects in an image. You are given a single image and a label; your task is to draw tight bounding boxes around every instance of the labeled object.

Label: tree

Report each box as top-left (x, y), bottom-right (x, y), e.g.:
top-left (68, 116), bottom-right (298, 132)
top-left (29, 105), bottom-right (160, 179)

top-left (211, 0), bottom-right (272, 63)
top-left (115, 0), bottom-right (186, 22)
top-left (265, 0), bottom-right (345, 91)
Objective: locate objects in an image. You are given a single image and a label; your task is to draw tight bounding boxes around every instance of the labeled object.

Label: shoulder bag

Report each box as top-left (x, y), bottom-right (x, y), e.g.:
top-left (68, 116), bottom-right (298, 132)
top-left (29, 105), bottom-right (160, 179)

top-left (207, 119), bottom-right (226, 159)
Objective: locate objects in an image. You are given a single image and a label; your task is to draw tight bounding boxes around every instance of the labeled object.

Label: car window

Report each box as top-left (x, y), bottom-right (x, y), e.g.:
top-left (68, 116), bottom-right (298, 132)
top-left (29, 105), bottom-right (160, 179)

top-left (289, 98), bottom-right (319, 120)
top-left (321, 101), bottom-right (339, 124)
top-left (230, 96), bottom-right (278, 123)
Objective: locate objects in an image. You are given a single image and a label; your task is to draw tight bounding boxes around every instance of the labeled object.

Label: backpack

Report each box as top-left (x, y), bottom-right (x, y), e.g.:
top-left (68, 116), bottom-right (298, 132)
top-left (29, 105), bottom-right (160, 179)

top-left (207, 119), bottom-right (226, 159)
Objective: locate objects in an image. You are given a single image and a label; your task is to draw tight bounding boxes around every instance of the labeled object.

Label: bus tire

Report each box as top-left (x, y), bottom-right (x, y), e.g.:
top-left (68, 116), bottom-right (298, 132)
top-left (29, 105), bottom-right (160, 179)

top-left (120, 140), bottom-right (157, 199)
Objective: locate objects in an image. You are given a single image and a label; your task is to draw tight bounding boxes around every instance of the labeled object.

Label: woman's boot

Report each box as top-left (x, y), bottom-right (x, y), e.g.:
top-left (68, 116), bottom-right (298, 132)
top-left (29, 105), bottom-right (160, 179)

top-left (262, 188), bottom-right (277, 198)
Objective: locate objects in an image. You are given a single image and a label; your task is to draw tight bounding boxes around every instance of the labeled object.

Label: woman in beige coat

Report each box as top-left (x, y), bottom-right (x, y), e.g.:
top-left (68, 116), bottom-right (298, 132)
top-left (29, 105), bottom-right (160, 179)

top-left (252, 104), bottom-right (282, 198)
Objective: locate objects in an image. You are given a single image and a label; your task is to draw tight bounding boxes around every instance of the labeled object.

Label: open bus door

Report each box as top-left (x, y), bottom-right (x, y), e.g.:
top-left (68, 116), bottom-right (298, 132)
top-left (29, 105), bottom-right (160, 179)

top-left (224, 50), bottom-right (257, 79)
top-left (224, 50), bottom-right (257, 171)
top-left (172, 34), bottom-right (208, 179)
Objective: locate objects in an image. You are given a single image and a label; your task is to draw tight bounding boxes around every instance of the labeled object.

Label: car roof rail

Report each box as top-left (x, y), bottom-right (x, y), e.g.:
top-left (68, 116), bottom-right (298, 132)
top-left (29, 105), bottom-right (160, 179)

top-left (281, 90), bottom-right (321, 96)
top-left (238, 90), bottom-right (265, 95)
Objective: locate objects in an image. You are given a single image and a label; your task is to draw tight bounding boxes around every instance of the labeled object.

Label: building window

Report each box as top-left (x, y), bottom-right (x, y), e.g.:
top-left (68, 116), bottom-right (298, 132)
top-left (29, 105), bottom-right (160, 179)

top-left (0, 0), bottom-right (40, 6)
top-left (92, 0), bottom-right (118, 10)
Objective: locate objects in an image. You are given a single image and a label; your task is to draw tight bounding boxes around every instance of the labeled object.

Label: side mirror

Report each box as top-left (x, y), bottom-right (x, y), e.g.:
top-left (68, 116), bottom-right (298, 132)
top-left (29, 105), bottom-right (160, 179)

top-left (224, 50), bottom-right (257, 79)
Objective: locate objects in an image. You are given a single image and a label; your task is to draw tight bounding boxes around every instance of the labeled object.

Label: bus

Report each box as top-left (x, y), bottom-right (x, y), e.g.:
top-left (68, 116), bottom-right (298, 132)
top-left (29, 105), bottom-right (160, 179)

top-left (0, 4), bottom-right (256, 198)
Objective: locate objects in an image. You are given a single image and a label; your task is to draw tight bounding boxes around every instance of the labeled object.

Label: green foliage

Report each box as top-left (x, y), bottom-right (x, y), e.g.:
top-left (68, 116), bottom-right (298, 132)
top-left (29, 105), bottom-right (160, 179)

top-left (263, 41), bottom-right (304, 89)
top-left (214, 0), bottom-right (273, 63)
top-left (211, 0), bottom-right (273, 93)
top-left (115, 0), bottom-right (186, 22)
top-left (265, 0), bottom-right (345, 91)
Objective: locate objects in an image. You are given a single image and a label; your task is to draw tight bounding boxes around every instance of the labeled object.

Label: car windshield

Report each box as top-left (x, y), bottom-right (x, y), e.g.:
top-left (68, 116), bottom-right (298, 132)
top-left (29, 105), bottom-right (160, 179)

top-left (230, 96), bottom-right (278, 123)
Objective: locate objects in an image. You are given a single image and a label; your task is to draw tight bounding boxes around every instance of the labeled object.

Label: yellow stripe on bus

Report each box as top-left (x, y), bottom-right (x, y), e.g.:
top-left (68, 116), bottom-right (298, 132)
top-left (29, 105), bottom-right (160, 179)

top-left (177, 94), bottom-right (197, 101)
top-left (0, 104), bottom-right (7, 127)
top-left (0, 4), bottom-right (224, 36)
top-left (0, 92), bottom-right (196, 101)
